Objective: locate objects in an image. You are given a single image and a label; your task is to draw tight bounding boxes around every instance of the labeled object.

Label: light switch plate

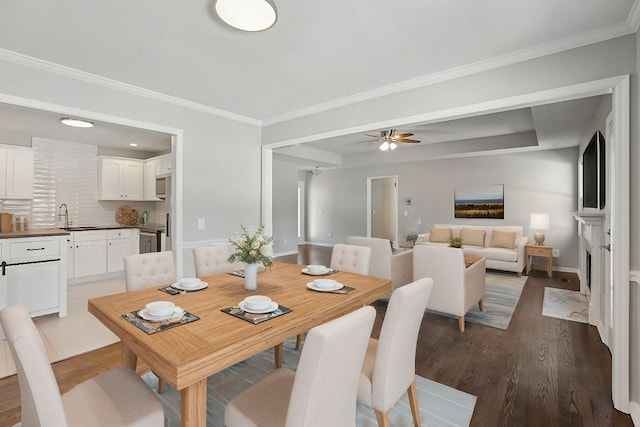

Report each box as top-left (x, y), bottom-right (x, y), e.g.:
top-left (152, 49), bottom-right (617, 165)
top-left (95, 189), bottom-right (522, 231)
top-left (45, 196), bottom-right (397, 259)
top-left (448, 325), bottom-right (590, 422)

top-left (197, 218), bottom-right (205, 230)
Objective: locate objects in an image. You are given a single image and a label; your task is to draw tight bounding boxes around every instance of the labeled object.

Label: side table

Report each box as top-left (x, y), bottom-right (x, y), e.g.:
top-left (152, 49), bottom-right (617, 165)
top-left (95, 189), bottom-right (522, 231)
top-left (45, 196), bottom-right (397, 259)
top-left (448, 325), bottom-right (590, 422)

top-left (525, 243), bottom-right (553, 277)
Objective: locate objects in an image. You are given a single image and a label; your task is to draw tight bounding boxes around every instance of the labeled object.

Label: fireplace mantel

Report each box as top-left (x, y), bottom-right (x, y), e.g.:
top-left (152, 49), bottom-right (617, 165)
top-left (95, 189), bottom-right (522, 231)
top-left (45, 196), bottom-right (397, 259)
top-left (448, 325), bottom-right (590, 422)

top-left (573, 211), bottom-right (605, 225)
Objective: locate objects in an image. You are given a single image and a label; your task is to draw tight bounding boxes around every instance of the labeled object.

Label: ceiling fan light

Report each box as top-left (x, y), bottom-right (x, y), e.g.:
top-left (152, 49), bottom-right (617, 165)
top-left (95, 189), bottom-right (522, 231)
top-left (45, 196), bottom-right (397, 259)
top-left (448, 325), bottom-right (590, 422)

top-left (389, 142), bottom-right (398, 150)
top-left (215, 0), bottom-right (277, 32)
top-left (379, 141), bottom-right (390, 151)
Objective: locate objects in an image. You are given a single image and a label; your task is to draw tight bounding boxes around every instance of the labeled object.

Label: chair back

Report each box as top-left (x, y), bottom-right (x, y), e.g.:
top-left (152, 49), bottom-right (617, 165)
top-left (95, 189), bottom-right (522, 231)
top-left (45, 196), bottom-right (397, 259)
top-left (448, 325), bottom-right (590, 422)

top-left (193, 244), bottom-right (242, 276)
top-left (330, 244), bottom-right (371, 275)
top-left (371, 278), bottom-right (433, 412)
top-left (286, 306), bottom-right (376, 427)
top-left (1, 304), bottom-right (68, 427)
top-left (346, 236), bottom-right (392, 279)
top-left (124, 251), bottom-right (176, 291)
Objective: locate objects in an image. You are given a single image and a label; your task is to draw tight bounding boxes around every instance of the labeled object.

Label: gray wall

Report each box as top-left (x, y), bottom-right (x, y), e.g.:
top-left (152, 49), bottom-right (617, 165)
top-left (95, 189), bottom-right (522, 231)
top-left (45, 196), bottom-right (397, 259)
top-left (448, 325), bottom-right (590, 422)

top-left (306, 148), bottom-right (579, 269)
top-left (272, 157), bottom-right (299, 254)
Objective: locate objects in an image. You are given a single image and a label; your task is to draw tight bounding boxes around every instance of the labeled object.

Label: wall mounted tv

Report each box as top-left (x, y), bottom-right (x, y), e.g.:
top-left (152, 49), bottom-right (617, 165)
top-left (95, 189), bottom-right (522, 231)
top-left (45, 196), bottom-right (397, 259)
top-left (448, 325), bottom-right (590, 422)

top-left (582, 130), bottom-right (605, 209)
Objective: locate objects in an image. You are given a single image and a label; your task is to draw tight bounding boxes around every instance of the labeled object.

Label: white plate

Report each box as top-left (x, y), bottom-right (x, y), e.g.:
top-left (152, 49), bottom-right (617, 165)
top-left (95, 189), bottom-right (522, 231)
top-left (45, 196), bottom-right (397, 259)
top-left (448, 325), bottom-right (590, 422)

top-left (138, 306), bottom-right (185, 322)
top-left (171, 281), bottom-right (208, 291)
top-left (238, 300), bottom-right (279, 314)
top-left (301, 267), bottom-right (332, 276)
top-left (306, 281), bottom-right (344, 292)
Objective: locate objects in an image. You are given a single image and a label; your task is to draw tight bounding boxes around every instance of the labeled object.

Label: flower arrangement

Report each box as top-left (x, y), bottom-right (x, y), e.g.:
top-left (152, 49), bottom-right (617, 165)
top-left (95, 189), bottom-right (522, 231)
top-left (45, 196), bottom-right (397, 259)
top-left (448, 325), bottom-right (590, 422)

top-left (228, 225), bottom-right (274, 268)
top-left (449, 237), bottom-right (463, 248)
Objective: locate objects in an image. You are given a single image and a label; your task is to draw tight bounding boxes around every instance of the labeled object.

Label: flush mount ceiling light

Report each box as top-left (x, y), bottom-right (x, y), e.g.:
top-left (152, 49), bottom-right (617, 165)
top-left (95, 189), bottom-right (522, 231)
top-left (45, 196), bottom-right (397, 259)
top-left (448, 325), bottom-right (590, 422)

top-left (129, 143), bottom-right (138, 147)
top-left (215, 0), bottom-right (277, 32)
top-left (60, 117), bottom-right (94, 128)
top-left (379, 141), bottom-right (398, 152)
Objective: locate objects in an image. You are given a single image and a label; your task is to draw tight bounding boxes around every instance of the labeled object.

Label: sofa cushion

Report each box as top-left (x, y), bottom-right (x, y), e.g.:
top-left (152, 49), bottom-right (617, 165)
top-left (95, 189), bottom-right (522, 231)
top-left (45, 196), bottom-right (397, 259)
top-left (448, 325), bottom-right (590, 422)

top-left (489, 230), bottom-right (517, 249)
top-left (481, 247), bottom-right (518, 262)
top-left (461, 245), bottom-right (484, 256)
top-left (429, 227), bottom-right (451, 243)
top-left (460, 228), bottom-right (486, 247)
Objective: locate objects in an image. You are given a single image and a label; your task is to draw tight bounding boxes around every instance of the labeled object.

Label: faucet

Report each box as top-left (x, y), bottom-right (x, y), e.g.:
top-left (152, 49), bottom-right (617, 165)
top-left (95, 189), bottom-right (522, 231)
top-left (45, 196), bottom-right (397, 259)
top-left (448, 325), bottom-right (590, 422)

top-left (59, 203), bottom-right (69, 229)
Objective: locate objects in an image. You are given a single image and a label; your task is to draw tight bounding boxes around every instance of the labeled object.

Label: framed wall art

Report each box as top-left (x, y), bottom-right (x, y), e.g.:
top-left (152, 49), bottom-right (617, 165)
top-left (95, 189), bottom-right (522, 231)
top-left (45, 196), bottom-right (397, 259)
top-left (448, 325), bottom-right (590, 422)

top-left (454, 184), bottom-right (504, 219)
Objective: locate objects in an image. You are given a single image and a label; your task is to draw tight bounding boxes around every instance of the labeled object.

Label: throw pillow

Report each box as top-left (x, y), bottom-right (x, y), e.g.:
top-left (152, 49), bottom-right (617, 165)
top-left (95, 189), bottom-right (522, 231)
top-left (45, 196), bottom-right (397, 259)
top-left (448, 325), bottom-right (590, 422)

top-left (490, 230), bottom-right (517, 249)
top-left (460, 228), bottom-right (486, 247)
top-left (429, 227), bottom-right (451, 243)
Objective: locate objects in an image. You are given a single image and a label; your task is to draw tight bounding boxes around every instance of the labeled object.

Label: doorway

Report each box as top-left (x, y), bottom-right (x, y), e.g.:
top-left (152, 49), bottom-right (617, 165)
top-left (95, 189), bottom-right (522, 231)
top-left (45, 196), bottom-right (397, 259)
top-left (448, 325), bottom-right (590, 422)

top-left (367, 176), bottom-right (398, 245)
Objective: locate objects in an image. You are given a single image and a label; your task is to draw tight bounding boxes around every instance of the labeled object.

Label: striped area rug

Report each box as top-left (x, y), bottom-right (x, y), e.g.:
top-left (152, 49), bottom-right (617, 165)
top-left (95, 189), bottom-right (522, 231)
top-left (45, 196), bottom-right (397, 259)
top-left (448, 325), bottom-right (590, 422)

top-left (144, 339), bottom-right (476, 427)
top-left (463, 272), bottom-right (526, 330)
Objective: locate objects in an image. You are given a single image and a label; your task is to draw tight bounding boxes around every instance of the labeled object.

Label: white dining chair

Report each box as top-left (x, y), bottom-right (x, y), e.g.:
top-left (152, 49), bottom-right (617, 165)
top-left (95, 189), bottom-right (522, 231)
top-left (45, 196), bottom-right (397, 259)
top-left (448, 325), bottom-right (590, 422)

top-left (357, 277), bottom-right (433, 427)
top-left (0, 303), bottom-right (164, 427)
top-left (124, 250), bottom-right (176, 393)
top-left (330, 243), bottom-right (372, 275)
top-left (225, 305), bottom-right (376, 427)
top-left (193, 243), bottom-right (241, 276)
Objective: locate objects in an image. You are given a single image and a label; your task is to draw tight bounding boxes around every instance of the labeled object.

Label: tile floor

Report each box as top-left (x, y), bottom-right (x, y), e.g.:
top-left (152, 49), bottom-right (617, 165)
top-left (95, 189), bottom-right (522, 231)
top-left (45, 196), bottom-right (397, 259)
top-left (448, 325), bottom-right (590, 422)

top-left (0, 278), bottom-right (125, 379)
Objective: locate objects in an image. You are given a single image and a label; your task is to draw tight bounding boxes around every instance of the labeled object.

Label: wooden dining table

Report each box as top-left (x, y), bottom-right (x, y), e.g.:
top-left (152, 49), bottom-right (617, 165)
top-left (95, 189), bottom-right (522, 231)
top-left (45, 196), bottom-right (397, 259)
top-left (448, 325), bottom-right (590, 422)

top-left (88, 261), bottom-right (391, 427)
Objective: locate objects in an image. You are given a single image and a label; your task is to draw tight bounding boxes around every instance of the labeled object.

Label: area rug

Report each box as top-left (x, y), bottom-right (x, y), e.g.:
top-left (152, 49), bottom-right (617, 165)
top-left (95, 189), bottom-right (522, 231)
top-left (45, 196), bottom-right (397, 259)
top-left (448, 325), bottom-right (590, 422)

top-left (143, 339), bottom-right (477, 427)
top-left (458, 272), bottom-right (526, 330)
top-left (542, 287), bottom-right (589, 324)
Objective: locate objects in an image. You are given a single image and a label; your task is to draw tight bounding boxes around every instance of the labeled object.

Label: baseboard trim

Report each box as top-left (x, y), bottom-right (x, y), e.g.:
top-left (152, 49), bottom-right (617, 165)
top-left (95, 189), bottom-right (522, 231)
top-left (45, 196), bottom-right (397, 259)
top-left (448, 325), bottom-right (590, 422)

top-left (303, 241), bottom-right (335, 248)
top-left (629, 401), bottom-right (640, 423)
top-left (552, 266), bottom-right (580, 274)
top-left (274, 250), bottom-right (298, 258)
top-left (181, 238), bottom-right (228, 250)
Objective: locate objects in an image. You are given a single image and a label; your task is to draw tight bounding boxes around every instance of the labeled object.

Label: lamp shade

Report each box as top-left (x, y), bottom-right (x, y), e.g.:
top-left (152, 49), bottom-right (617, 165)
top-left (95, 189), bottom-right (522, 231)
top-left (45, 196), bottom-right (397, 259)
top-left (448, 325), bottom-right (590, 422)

top-left (215, 0), bottom-right (277, 32)
top-left (530, 213), bottom-right (550, 230)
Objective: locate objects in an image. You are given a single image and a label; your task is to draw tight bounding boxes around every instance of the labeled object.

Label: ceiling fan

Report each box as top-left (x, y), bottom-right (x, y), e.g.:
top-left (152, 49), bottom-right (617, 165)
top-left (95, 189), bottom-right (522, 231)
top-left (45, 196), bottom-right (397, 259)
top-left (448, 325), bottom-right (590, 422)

top-left (364, 129), bottom-right (420, 151)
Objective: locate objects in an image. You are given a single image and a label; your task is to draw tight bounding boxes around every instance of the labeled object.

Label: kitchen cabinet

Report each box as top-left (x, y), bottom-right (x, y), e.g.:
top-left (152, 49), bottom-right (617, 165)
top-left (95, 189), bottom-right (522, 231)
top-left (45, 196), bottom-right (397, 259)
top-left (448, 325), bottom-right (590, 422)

top-left (107, 228), bottom-right (139, 273)
top-left (0, 145), bottom-right (34, 200)
top-left (0, 235), bottom-right (67, 324)
top-left (143, 159), bottom-right (160, 201)
top-left (98, 156), bottom-right (144, 200)
top-left (154, 153), bottom-right (172, 177)
top-left (69, 230), bottom-right (108, 278)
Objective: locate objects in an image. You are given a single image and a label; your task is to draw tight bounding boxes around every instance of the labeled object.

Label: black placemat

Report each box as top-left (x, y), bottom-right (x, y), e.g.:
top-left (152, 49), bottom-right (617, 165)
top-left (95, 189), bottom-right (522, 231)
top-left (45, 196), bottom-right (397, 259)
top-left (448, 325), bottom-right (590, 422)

top-left (122, 309), bottom-right (200, 334)
top-left (307, 285), bottom-right (355, 294)
top-left (221, 304), bottom-right (292, 324)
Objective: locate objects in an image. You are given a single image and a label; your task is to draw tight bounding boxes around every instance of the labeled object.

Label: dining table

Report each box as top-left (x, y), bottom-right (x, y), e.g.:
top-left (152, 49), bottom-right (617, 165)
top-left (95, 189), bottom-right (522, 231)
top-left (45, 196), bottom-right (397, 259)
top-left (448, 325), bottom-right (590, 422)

top-left (88, 261), bottom-right (392, 427)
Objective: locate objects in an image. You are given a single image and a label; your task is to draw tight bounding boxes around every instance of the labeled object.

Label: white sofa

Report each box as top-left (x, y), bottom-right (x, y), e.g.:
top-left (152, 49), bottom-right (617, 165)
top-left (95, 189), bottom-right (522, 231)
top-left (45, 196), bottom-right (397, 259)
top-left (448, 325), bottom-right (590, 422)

top-left (415, 224), bottom-right (527, 276)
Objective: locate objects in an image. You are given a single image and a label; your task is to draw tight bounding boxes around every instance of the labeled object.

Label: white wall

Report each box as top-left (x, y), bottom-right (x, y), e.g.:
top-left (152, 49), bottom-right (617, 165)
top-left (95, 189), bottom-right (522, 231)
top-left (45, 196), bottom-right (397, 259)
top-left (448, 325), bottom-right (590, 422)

top-left (307, 148), bottom-right (579, 269)
top-left (0, 55), bottom-right (262, 275)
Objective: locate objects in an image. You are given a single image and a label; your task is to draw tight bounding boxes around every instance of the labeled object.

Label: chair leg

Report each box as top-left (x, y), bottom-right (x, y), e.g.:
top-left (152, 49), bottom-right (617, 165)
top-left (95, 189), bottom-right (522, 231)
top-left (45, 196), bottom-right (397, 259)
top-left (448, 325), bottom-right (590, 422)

top-left (274, 343), bottom-right (283, 368)
top-left (374, 409), bottom-right (391, 427)
top-left (458, 316), bottom-right (465, 332)
top-left (407, 380), bottom-right (422, 427)
top-left (157, 377), bottom-right (165, 394)
top-left (295, 334), bottom-right (303, 351)
top-left (478, 298), bottom-right (484, 312)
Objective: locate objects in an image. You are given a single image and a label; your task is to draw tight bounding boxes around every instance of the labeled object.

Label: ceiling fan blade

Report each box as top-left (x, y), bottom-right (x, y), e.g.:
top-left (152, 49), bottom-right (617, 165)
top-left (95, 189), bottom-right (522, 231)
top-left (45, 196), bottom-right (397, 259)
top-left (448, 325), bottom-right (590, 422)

top-left (396, 138), bottom-right (420, 143)
top-left (393, 132), bottom-right (414, 138)
top-left (365, 133), bottom-right (381, 139)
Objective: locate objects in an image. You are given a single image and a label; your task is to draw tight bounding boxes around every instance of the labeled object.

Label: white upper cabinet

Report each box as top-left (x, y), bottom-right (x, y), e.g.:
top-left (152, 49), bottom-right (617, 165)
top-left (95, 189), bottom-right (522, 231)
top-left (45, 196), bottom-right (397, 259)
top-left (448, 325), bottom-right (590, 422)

top-left (0, 145), bottom-right (34, 200)
top-left (143, 158), bottom-right (160, 201)
top-left (154, 153), bottom-right (172, 177)
top-left (98, 156), bottom-right (144, 200)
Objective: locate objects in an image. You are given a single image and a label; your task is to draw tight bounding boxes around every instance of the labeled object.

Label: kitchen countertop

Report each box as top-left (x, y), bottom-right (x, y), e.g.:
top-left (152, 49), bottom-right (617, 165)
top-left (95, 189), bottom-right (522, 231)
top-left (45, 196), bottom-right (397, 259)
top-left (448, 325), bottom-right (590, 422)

top-left (0, 228), bottom-right (70, 239)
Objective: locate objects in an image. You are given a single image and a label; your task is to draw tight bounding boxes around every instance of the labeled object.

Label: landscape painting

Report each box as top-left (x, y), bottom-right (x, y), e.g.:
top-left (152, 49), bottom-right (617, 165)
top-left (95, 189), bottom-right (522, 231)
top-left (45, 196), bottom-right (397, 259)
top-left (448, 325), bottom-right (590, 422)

top-left (454, 184), bottom-right (504, 219)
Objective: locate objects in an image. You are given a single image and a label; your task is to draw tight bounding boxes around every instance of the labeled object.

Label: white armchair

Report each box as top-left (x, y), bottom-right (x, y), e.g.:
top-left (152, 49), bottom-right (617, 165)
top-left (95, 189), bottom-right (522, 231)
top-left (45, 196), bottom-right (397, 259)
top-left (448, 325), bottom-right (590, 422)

top-left (347, 236), bottom-right (413, 295)
top-left (413, 245), bottom-right (486, 332)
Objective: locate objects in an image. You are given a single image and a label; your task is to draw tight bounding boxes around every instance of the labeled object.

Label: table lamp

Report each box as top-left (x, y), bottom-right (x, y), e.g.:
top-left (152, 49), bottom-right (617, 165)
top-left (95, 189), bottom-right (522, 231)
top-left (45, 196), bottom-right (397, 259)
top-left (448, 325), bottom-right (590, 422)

top-left (530, 213), bottom-right (550, 245)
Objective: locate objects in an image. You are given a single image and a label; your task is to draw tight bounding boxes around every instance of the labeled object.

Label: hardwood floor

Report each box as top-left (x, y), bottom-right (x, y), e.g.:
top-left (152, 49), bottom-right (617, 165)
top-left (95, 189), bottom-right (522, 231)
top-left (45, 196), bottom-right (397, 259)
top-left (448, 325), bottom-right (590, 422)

top-left (0, 244), bottom-right (632, 426)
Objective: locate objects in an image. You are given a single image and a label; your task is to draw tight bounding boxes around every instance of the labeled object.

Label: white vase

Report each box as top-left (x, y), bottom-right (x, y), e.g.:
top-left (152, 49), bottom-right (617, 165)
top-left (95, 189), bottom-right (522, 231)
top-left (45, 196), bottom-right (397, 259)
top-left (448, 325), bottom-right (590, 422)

top-left (244, 263), bottom-right (258, 291)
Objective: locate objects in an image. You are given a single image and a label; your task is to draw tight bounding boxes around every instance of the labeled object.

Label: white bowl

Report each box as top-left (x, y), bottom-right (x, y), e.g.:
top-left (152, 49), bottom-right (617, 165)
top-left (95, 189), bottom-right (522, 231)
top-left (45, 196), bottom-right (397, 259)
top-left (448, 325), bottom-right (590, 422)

top-left (179, 277), bottom-right (201, 288)
top-left (243, 295), bottom-right (272, 311)
top-left (145, 301), bottom-right (176, 317)
top-left (307, 264), bottom-right (327, 273)
top-left (314, 279), bottom-right (337, 289)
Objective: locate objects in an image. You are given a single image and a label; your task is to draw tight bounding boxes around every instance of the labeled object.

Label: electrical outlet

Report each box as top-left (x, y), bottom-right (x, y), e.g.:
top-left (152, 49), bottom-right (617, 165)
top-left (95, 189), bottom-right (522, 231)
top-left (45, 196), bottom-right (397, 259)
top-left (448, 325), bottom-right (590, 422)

top-left (197, 218), bottom-right (205, 230)
top-left (552, 249), bottom-right (559, 257)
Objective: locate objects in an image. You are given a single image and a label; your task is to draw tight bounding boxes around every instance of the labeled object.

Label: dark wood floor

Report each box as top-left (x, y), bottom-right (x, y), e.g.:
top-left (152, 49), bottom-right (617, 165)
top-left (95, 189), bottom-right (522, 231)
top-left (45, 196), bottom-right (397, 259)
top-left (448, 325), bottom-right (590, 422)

top-left (0, 244), bottom-right (633, 426)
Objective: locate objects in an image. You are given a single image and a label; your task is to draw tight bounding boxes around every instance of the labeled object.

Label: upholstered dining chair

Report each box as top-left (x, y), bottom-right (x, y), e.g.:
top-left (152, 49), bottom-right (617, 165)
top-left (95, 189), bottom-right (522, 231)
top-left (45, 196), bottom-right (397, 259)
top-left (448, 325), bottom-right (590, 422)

top-left (124, 250), bottom-right (176, 393)
top-left (357, 277), bottom-right (433, 427)
top-left (1, 303), bottom-right (164, 427)
top-left (330, 243), bottom-right (372, 275)
top-left (193, 243), bottom-right (241, 276)
top-left (225, 306), bottom-right (376, 427)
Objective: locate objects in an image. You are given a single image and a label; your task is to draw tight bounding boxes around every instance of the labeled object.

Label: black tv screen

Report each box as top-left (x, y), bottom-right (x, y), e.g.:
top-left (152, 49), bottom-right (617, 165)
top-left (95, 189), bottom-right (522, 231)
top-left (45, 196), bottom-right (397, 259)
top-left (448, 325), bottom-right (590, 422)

top-left (582, 131), bottom-right (605, 209)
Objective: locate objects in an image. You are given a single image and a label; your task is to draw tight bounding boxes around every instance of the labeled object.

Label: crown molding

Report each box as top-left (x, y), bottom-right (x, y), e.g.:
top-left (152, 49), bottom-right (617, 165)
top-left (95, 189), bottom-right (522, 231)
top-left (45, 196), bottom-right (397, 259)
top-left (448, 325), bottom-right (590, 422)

top-left (263, 23), bottom-right (633, 126)
top-left (0, 48), bottom-right (261, 127)
top-left (628, 0), bottom-right (640, 32)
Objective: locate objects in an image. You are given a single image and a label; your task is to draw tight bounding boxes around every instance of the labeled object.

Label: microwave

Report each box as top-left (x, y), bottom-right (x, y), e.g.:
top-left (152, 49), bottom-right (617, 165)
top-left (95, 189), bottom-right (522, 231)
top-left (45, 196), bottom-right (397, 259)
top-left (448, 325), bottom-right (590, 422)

top-left (155, 177), bottom-right (167, 199)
